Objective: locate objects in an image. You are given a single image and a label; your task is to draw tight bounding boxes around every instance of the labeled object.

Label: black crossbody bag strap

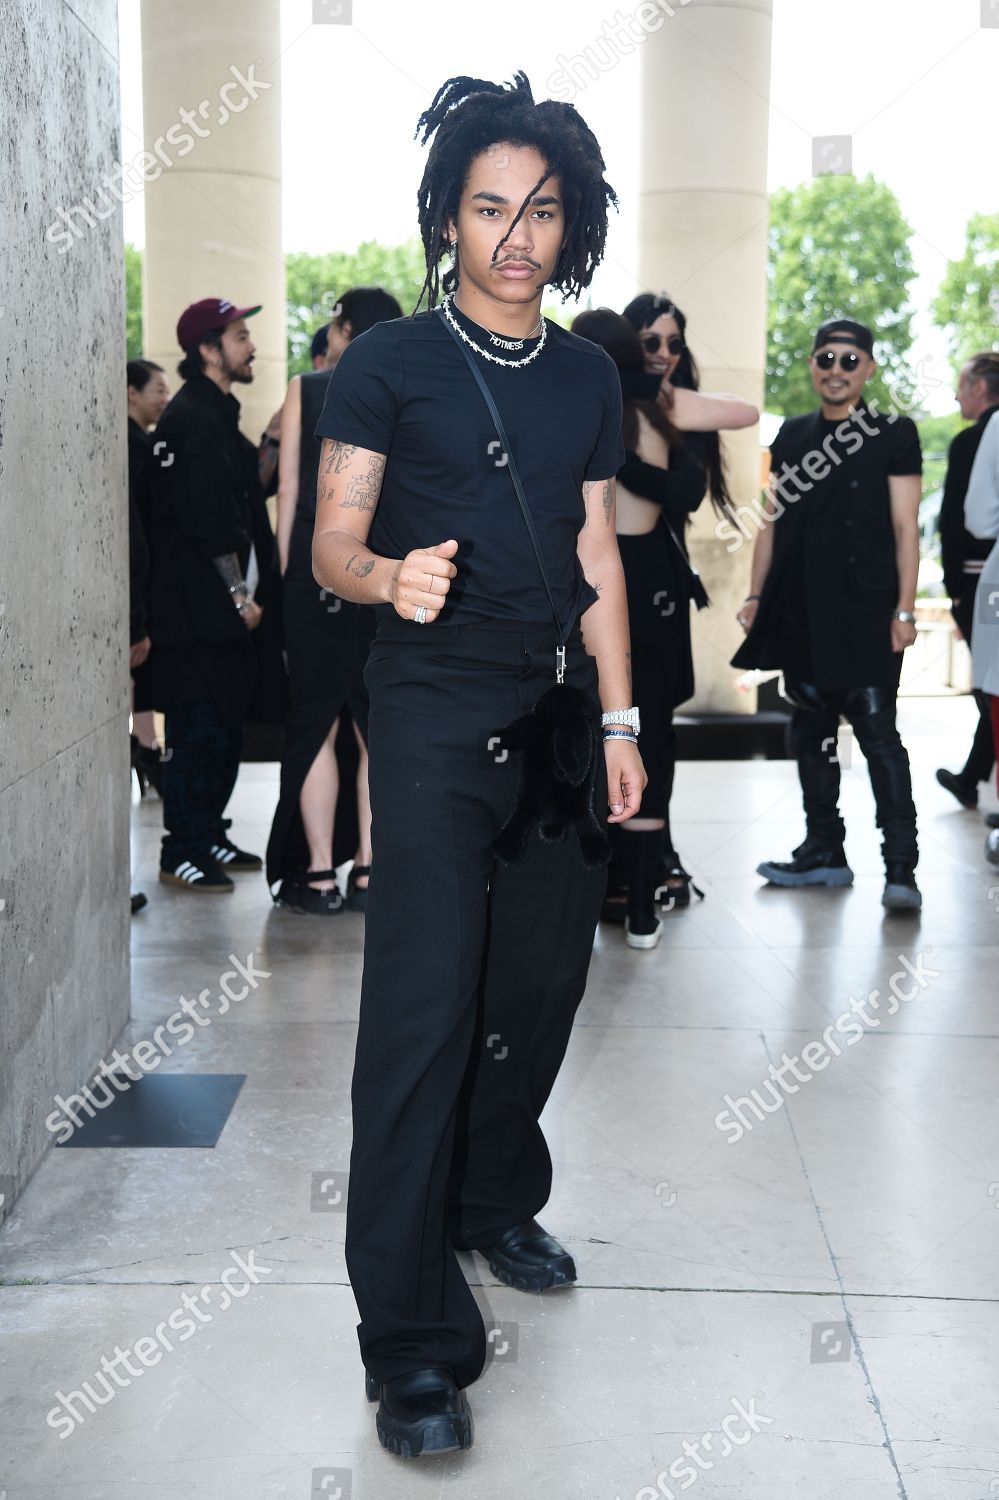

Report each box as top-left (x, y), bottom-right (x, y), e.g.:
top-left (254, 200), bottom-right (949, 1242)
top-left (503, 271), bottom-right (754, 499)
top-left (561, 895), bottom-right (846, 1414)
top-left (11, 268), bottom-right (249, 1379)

top-left (436, 307), bottom-right (568, 683)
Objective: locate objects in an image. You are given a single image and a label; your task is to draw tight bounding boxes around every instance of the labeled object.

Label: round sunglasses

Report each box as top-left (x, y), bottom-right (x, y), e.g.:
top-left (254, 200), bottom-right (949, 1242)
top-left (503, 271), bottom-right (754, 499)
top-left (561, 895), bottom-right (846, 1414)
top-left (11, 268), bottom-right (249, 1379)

top-left (814, 349), bottom-right (862, 372)
top-left (640, 333), bottom-right (684, 357)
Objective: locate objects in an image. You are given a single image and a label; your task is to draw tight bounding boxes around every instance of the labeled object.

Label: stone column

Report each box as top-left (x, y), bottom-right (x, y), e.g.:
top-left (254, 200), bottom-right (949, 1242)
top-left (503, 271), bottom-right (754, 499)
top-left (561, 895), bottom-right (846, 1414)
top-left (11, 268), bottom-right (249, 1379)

top-left (140, 0), bottom-right (284, 441)
top-left (0, 0), bottom-right (129, 1216)
top-left (637, 0), bottom-right (773, 713)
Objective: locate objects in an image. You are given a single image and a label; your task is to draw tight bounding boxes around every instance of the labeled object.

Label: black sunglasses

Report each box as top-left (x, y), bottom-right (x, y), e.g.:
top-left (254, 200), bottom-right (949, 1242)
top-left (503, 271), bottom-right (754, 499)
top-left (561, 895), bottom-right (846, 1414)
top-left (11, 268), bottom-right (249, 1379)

top-left (814, 349), bottom-right (862, 372)
top-left (640, 333), bottom-right (684, 357)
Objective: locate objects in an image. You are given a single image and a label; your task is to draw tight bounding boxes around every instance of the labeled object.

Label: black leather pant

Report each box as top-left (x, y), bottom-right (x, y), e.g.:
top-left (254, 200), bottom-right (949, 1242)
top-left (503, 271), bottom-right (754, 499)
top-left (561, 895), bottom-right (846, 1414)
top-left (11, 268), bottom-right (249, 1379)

top-left (783, 680), bottom-right (918, 867)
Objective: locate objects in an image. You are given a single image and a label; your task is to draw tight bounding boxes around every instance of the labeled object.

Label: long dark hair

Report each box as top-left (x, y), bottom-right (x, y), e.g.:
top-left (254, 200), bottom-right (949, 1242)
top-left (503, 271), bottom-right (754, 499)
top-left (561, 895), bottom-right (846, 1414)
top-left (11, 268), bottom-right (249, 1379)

top-left (412, 71), bottom-right (618, 313)
top-left (571, 307), bottom-right (679, 455)
top-left (623, 291), bottom-right (731, 515)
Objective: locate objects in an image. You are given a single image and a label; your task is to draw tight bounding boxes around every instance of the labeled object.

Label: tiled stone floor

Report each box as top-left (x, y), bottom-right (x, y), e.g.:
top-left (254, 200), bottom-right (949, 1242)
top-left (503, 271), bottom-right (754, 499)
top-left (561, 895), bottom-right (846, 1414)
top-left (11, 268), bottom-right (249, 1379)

top-left (2, 696), bottom-right (997, 1498)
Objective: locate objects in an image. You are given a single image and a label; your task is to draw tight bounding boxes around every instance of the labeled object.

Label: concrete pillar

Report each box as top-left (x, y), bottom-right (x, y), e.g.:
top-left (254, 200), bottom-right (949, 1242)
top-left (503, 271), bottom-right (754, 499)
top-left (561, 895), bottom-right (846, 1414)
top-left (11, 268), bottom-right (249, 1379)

top-left (140, 0), bottom-right (284, 441)
top-left (0, 0), bottom-right (129, 1216)
top-left (637, 0), bottom-right (773, 714)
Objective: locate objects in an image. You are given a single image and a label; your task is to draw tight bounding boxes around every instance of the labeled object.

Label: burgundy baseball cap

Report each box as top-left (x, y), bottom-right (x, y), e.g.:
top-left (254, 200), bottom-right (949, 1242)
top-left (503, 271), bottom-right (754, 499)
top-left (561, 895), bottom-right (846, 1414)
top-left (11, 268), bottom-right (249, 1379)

top-left (176, 297), bottom-right (262, 350)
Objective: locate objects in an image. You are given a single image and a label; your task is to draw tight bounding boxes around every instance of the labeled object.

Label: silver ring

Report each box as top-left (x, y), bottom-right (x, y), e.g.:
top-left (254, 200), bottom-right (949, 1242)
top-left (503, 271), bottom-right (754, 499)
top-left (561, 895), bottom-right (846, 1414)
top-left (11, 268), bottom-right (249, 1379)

top-left (414, 605), bottom-right (428, 625)
top-left (427, 572), bottom-right (435, 594)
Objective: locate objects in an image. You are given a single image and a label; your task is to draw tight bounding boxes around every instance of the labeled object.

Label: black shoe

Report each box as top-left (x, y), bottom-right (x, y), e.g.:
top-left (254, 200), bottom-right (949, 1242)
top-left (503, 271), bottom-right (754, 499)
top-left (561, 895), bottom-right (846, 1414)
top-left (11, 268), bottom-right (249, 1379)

top-left (757, 840), bottom-right (854, 888)
top-left (882, 862), bottom-right (922, 911)
top-left (345, 863), bottom-right (370, 912)
top-left (985, 812), bottom-right (999, 830)
top-left (130, 891), bottom-right (148, 915)
top-left (476, 1217), bottom-right (576, 1293)
top-left (159, 852), bottom-right (234, 893)
top-left (936, 768), bottom-right (978, 810)
top-left (210, 820), bottom-right (262, 871)
top-left (274, 869), bottom-right (343, 915)
top-left (365, 1367), bottom-right (473, 1458)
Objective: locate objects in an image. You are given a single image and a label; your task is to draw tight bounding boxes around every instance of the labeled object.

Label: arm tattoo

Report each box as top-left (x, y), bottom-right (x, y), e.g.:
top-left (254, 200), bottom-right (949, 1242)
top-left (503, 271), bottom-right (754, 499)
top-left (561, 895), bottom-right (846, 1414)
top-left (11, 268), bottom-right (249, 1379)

top-left (342, 454), bottom-right (385, 512)
top-left (601, 479), bottom-right (614, 525)
top-left (323, 439), bottom-right (359, 475)
top-left (345, 554), bottom-right (375, 578)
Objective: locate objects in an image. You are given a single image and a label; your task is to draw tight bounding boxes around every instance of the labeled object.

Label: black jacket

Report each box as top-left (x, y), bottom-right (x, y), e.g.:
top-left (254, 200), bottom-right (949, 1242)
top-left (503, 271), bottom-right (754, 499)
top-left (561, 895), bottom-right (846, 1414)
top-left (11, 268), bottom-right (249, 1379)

top-left (938, 405), bottom-right (999, 598)
top-left (128, 418), bottom-right (152, 645)
top-left (147, 375), bottom-right (278, 649)
top-left (733, 403), bottom-right (922, 690)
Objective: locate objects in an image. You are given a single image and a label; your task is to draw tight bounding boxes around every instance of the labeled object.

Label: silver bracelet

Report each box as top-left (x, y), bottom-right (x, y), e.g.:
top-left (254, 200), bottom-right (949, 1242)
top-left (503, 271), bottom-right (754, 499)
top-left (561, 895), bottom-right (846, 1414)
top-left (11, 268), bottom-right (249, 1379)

top-left (601, 707), bottom-right (640, 733)
top-left (603, 729), bottom-right (638, 744)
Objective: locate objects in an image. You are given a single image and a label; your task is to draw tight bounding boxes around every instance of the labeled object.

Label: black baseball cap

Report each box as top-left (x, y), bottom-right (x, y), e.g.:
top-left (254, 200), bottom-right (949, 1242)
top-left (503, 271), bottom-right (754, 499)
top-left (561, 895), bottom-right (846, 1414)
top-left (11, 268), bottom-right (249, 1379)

top-left (812, 318), bottom-right (874, 356)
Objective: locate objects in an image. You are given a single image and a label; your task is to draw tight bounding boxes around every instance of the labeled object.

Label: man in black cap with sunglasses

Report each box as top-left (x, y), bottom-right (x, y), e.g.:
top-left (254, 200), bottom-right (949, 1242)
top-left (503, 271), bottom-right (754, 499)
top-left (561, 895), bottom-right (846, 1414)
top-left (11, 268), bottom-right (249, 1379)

top-left (733, 318), bottom-right (923, 911)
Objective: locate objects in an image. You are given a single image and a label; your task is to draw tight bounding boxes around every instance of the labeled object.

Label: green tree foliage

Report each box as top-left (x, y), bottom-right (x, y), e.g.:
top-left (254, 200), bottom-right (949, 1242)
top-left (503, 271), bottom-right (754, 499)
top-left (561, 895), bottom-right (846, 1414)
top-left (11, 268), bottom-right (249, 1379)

top-left (124, 242), bottom-right (144, 358)
top-left (286, 240), bottom-right (428, 374)
top-left (932, 212), bottom-right (999, 365)
top-left (767, 174), bottom-right (916, 416)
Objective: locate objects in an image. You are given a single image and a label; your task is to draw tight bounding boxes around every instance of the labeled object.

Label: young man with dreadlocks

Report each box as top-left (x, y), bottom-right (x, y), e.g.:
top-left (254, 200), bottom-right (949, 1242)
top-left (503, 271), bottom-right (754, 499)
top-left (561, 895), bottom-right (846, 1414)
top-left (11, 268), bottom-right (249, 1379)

top-left (313, 72), bottom-right (645, 1457)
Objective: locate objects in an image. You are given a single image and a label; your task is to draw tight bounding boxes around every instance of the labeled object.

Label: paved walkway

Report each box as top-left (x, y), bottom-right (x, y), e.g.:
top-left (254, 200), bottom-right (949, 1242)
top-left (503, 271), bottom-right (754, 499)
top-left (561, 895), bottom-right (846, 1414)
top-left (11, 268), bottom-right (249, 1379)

top-left (2, 697), bottom-right (997, 1498)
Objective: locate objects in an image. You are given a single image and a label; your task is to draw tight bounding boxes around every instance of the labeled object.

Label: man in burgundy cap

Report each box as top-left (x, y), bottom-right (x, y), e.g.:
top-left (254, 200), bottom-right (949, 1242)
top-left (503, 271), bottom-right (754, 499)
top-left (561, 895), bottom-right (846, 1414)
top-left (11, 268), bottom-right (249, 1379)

top-left (146, 298), bottom-right (278, 892)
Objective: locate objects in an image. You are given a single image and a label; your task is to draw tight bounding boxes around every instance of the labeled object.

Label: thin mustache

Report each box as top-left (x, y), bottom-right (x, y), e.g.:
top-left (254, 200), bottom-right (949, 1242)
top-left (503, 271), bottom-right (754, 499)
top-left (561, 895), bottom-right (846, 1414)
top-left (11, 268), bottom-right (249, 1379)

top-left (495, 258), bottom-right (541, 269)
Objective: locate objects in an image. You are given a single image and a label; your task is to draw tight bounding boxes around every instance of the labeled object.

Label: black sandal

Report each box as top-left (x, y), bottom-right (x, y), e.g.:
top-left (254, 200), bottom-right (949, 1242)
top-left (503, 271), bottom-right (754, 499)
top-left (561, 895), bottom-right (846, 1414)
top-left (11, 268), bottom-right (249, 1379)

top-left (657, 862), bottom-right (704, 908)
top-left (346, 864), bottom-right (371, 913)
top-left (274, 868), bottom-right (343, 915)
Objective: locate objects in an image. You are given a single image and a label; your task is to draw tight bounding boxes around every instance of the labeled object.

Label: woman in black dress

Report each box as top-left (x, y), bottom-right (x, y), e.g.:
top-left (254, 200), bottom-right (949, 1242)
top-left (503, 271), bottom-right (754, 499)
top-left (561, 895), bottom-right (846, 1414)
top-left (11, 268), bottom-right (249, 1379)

top-left (572, 307), bottom-right (757, 945)
top-left (266, 288), bottom-right (402, 914)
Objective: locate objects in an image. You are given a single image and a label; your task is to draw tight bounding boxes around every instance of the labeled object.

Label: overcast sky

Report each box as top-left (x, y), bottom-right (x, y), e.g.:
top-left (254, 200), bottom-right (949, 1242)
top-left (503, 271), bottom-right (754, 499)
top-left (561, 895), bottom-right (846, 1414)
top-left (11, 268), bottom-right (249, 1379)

top-left (118, 0), bottom-right (998, 415)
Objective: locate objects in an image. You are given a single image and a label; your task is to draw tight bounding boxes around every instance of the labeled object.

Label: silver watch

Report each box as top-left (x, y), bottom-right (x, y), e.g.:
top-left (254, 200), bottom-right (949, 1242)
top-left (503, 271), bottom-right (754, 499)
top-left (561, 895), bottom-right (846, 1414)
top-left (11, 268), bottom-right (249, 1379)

top-left (601, 707), bottom-right (640, 733)
top-left (892, 610), bottom-right (916, 623)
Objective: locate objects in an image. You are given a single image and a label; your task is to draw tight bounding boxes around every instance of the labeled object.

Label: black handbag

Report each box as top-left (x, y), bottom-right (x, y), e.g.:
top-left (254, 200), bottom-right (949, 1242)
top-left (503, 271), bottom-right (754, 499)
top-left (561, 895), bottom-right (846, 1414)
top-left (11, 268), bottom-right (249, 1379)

top-left (436, 307), bottom-right (610, 869)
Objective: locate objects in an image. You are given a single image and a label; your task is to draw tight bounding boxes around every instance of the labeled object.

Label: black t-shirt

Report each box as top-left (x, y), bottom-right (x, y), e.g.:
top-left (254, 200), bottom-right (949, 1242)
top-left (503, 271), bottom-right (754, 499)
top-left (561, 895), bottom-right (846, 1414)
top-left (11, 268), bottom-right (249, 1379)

top-left (315, 302), bottom-right (625, 630)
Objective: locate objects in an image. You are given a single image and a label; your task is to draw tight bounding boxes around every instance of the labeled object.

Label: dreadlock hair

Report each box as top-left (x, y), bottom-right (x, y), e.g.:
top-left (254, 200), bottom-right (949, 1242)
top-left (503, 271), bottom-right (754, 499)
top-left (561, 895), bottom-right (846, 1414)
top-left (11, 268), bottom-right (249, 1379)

top-left (412, 71), bottom-right (618, 315)
top-left (623, 290), bottom-right (734, 520)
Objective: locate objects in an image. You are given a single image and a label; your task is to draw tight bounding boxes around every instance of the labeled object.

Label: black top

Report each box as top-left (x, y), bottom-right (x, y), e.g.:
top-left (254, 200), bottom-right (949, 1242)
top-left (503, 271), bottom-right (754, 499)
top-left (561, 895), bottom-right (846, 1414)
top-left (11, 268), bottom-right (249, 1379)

top-left (147, 374), bottom-right (278, 649)
top-left (618, 446), bottom-right (706, 541)
top-left (733, 402), bottom-right (922, 689)
top-left (127, 418), bottom-right (152, 645)
top-left (315, 303), bottom-right (624, 630)
top-left (288, 367), bottom-right (335, 582)
top-left (938, 404), bottom-right (999, 597)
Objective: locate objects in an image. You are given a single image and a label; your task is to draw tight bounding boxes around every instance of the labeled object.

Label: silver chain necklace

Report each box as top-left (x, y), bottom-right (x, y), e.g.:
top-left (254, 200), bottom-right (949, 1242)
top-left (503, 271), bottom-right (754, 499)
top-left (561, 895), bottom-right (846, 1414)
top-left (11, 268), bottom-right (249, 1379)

top-left (441, 295), bottom-right (547, 368)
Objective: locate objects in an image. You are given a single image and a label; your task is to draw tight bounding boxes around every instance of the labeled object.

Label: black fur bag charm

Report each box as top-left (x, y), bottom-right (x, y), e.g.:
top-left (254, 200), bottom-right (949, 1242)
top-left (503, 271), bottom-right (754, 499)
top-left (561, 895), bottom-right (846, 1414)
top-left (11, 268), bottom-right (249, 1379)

top-left (492, 683), bottom-right (610, 869)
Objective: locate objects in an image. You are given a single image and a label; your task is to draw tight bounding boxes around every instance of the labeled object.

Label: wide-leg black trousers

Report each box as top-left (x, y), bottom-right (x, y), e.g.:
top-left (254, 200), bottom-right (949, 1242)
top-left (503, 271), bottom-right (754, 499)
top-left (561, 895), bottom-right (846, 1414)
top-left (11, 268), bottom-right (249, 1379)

top-left (344, 620), bottom-right (608, 1390)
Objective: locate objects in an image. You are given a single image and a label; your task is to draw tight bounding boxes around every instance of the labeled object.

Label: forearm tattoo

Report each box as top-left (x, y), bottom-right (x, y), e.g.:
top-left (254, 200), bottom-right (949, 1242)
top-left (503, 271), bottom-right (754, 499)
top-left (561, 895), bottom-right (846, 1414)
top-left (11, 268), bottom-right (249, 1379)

top-left (346, 554), bottom-right (375, 579)
top-left (342, 454), bottom-right (385, 512)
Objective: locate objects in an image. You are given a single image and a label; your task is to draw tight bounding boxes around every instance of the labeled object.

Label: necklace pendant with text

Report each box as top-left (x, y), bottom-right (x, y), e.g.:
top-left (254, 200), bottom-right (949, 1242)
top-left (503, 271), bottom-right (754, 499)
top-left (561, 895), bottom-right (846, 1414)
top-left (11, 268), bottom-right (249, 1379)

top-left (488, 333), bottom-right (525, 350)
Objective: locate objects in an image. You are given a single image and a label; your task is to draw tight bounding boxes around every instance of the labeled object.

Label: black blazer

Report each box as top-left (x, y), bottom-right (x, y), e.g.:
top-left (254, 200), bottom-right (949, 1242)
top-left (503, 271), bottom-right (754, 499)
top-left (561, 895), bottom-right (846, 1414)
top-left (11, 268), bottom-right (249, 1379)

top-left (938, 405), bottom-right (999, 598)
